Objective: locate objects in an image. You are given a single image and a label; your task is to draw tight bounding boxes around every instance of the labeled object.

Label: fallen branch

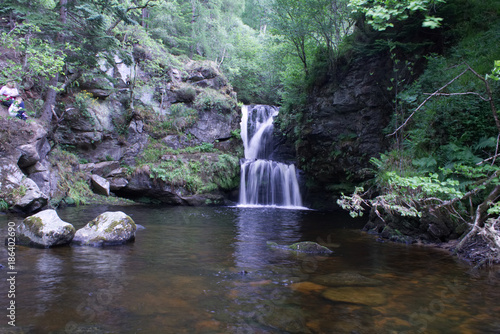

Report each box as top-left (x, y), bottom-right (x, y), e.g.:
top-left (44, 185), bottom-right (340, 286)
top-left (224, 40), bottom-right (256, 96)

top-left (457, 184), bottom-right (500, 250)
top-left (478, 218), bottom-right (500, 254)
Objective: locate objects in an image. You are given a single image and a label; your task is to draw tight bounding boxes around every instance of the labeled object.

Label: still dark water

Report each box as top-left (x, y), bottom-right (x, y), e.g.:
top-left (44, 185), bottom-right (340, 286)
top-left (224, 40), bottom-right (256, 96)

top-left (1, 205), bottom-right (500, 334)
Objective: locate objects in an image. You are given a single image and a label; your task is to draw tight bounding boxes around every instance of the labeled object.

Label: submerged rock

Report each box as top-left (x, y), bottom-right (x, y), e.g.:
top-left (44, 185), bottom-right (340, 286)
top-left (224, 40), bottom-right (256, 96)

top-left (267, 241), bottom-right (334, 255)
top-left (322, 287), bottom-right (387, 306)
top-left (15, 209), bottom-right (75, 248)
top-left (73, 211), bottom-right (136, 246)
top-left (312, 272), bottom-right (384, 287)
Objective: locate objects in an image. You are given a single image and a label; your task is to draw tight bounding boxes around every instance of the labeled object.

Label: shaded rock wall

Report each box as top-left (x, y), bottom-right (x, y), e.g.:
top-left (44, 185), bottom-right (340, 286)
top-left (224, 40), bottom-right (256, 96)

top-left (297, 56), bottom-right (394, 208)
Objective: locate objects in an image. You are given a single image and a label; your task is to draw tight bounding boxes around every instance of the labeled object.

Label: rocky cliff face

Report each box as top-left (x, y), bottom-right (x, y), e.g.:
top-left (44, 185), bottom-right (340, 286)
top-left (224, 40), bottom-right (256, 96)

top-left (297, 56), bottom-right (394, 207)
top-left (0, 56), bottom-right (242, 213)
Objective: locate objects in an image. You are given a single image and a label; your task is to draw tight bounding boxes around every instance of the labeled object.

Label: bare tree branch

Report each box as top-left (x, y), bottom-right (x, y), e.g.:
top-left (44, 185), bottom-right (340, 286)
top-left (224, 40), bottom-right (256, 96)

top-left (388, 63), bottom-right (500, 136)
top-left (387, 67), bottom-right (469, 136)
top-left (423, 91), bottom-right (489, 101)
top-left (457, 184), bottom-right (500, 250)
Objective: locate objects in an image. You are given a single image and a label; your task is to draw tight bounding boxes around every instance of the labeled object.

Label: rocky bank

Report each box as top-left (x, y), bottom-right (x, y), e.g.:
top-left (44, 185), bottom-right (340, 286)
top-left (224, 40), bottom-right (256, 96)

top-left (0, 51), bottom-right (242, 214)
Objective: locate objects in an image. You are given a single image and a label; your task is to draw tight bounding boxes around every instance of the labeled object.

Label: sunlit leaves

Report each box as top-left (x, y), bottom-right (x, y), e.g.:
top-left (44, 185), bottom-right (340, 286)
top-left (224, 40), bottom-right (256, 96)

top-left (349, 0), bottom-right (446, 31)
top-left (486, 60), bottom-right (500, 81)
top-left (338, 170), bottom-right (463, 218)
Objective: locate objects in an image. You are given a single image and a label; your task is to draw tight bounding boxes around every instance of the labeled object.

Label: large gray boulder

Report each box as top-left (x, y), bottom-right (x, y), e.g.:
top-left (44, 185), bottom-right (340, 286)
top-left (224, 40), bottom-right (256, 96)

top-left (73, 211), bottom-right (136, 246)
top-left (16, 209), bottom-right (75, 248)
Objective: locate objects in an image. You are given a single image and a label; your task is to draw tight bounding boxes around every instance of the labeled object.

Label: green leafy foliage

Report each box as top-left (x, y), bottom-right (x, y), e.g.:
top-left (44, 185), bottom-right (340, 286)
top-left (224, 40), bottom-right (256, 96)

top-left (73, 90), bottom-right (98, 124)
top-left (349, 0), bottom-right (446, 31)
top-left (486, 60), bottom-right (500, 81)
top-left (137, 140), bottom-right (217, 165)
top-left (148, 153), bottom-right (240, 194)
top-left (338, 168), bottom-right (463, 218)
top-left (0, 25), bottom-right (67, 83)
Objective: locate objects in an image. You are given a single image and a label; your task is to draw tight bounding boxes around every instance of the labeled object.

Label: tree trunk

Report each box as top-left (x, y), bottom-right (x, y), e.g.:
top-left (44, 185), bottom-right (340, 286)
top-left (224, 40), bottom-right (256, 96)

top-left (40, 74), bottom-right (59, 123)
top-left (142, 8), bottom-right (149, 29)
top-left (40, 0), bottom-right (67, 123)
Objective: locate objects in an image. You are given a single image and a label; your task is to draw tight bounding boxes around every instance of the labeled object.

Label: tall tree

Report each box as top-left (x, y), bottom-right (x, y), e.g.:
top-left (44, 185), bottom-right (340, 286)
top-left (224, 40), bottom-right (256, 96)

top-left (40, 0), bottom-right (67, 122)
top-left (270, 0), bottom-right (311, 75)
top-left (37, 0), bottom-right (157, 122)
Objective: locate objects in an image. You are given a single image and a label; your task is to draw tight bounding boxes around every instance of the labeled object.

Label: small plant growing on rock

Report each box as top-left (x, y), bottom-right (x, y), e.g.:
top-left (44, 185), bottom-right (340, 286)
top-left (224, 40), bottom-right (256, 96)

top-left (194, 88), bottom-right (236, 114)
top-left (174, 84), bottom-right (196, 102)
top-left (49, 148), bottom-right (94, 206)
top-left (74, 90), bottom-right (97, 124)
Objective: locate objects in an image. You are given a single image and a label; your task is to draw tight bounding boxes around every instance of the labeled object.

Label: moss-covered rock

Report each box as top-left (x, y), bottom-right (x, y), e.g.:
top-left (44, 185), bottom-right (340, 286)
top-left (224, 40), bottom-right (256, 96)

top-left (73, 211), bottom-right (136, 246)
top-left (15, 209), bottom-right (75, 248)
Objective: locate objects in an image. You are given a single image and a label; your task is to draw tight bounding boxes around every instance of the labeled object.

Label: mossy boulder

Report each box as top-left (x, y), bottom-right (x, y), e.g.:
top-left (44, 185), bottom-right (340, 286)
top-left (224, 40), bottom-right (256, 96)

top-left (267, 241), bottom-right (334, 255)
top-left (73, 211), bottom-right (136, 246)
top-left (15, 209), bottom-right (75, 248)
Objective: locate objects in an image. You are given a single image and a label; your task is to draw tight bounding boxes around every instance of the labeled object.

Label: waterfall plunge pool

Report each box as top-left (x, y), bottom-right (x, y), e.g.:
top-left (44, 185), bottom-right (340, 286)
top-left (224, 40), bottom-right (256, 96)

top-left (1, 204), bottom-right (499, 333)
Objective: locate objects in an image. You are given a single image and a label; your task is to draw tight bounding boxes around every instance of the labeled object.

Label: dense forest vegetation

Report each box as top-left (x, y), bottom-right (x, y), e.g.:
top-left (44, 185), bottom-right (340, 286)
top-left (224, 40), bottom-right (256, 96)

top-left (1, 0), bottom-right (500, 263)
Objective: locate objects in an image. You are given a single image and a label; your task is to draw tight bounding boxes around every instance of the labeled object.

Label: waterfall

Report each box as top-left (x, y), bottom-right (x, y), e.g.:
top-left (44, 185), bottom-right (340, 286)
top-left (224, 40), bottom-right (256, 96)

top-left (239, 105), bottom-right (305, 208)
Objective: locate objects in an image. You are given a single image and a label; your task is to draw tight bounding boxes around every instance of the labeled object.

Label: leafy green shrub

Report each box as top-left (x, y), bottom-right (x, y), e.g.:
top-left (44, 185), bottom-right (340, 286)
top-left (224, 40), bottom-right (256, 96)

top-left (147, 153), bottom-right (240, 194)
top-left (212, 154), bottom-right (240, 190)
top-left (149, 159), bottom-right (206, 193)
top-left (338, 171), bottom-right (463, 219)
top-left (74, 90), bottom-right (98, 125)
top-left (137, 139), bottom-right (218, 165)
top-left (0, 199), bottom-right (9, 211)
top-left (136, 140), bottom-right (172, 164)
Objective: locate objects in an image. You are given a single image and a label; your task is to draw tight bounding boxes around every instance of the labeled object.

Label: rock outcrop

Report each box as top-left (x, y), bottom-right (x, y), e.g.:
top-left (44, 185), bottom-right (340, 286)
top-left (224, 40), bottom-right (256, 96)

top-left (90, 174), bottom-right (110, 196)
top-left (0, 57), bottom-right (241, 213)
top-left (0, 122), bottom-right (51, 213)
top-left (15, 209), bottom-right (75, 248)
top-left (296, 56), bottom-right (394, 207)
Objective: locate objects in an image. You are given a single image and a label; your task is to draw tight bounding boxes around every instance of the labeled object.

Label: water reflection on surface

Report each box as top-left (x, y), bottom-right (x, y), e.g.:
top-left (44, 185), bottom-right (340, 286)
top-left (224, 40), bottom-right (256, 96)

top-left (0, 205), bottom-right (499, 333)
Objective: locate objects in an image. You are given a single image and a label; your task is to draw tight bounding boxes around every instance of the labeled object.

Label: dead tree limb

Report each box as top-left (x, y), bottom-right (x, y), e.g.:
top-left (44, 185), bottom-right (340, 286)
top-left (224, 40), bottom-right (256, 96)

top-left (388, 63), bottom-right (500, 136)
top-left (457, 184), bottom-right (500, 250)
top-left (387, 67), bottom-right (469, 137)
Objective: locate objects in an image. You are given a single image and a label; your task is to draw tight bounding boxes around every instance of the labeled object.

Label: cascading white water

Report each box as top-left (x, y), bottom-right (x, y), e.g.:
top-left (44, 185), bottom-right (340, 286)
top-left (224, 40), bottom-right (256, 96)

top-left (239, 105), bottom-right (304, 208)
